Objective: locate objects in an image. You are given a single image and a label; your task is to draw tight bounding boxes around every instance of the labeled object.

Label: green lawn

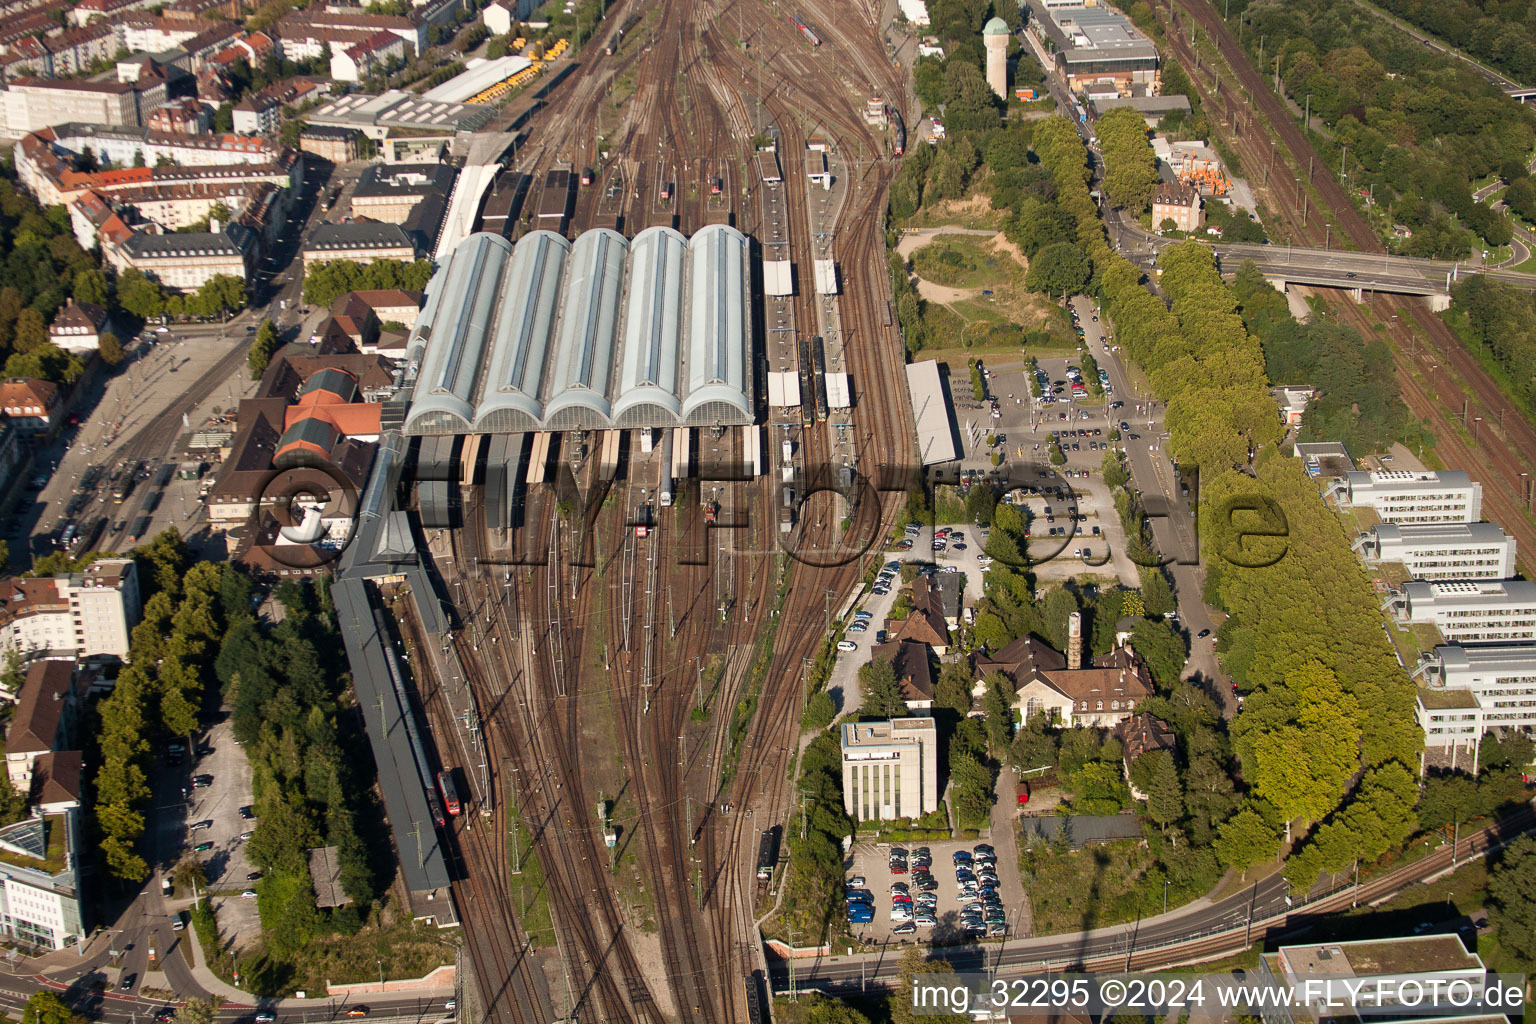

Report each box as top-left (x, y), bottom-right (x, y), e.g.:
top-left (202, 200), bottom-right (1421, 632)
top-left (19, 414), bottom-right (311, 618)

top-left (912, 236), bottom-right (1013, 289)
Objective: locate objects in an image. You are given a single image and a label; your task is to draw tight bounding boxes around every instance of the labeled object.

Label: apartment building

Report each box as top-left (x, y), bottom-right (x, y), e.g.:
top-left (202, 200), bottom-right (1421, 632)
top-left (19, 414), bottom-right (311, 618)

top-left (483, 0), bottom-right (536, 34)
top-left (1152, 181), bottom-right (1201, 233)
top-left (146, 97), bottom-right (208, 135)
top-left (331, 30), bottom-right (408, 83)
top-left (349, 163), bottom-right (456, 224)
top-left (0, 559), bottom-right (142, 664)
top-left (6, 661), bottom-right (81, 787)
top-left (109, 224), bottom-right (256, 292)
top-left (302, 223), bottom-right (416, 268)
top-left (0, 379), bottom-right (60, 435)
top-left (1414, 643), bottom-right (1536, 746)
top-left (1330, 469), bottom-right (1483, 524)
top-left (2, 76), bottom-right (167, 137)
top-left (1385, 579), bottom-right (1536, 645)
top-left (1353, 522), bottom-right (1518, 581)
top-left (841, 718), bottom-right (939, 822)
top-left (48, 301), bottom-right (109, 356)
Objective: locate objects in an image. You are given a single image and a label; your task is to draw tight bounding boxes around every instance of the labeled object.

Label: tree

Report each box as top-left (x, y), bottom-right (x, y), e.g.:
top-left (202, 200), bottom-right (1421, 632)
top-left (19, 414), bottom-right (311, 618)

top-left (1025, 242), bottom-right (1092, 297)
top-left (249, 318), bottom-right (280, 379)
top-left (99, 331), bottom-right (125, 366)
top-left (980, 673), bottom-right (1015, 755)
top-left (950, 752), bottom-right (994, 825)
top-left (1140, 568), bottom-right (1175, 616)
top-left (117, 268), bottom-right (166, 319)
top-left (12, 309), bottom-right (48, 354)
top-left (858, 657), bottom-right (909, 719)
top-left (802, 690), bottom-right (836, 731)
top-left (22, 992), bottom-right (84, 1024)
top-left (1486, 835), bottom-right (1536, 965)
top-left (1129, 749), bottom-right (1183, 830)
top-left (891, 947), bottom-right (966, 1024)
top-left (173, 999), bottom-right (221, 1024)
top-left (1213, 805), bottom-right (1279, 880)
top-left (934, 659), bottom-right (975, 715)
top-left (73, 269), bottom-right (109, 307)
top-left (1129, 619), bottom-right (1185, 691)
top-left (1009, 718), bottom-right (1058, 776)
top-left (190, 274), bottom-right (247, 318)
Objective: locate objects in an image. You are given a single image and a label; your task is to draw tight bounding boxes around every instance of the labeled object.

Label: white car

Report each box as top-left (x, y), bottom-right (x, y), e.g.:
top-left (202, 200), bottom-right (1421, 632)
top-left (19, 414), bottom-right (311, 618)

top-left (837, 640), bottom-right (858, 652)
top-left (977, 555), bottom-right (993, 565)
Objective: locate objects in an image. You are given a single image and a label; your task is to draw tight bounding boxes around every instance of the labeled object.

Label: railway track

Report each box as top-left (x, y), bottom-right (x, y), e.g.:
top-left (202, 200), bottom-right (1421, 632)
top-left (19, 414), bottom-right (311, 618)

top-left (1160, 0), bottom-right (1536, 560)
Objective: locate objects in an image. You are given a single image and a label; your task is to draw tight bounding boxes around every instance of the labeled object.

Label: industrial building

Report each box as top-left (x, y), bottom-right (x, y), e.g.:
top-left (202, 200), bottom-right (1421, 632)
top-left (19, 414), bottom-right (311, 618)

top-left (1352, 522), bottom-right (1518, 581)
top-left (401, 225), bottom-right (754, 436)
top-left (1328, 469), bottom-right (1483, 524)
top-left (1025, 1), bottom-right (1160, 97)
top-left (1384, 579), bottom-right (1536, 645)
top-left (1414, 643), bottom-right (1536, 747)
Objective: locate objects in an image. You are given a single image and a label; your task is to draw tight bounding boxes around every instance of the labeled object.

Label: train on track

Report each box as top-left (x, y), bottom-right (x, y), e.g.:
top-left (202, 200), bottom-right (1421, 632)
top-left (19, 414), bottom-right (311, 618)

top-left (755, 825), bottom-right (781, 881)
top-left (888, 105), bottom-right (905, 155)
top-left (745, 971), bottom-right (768, 1024)
top-left (438, 769), bottom-right (462, 817)
top-left (788, 11), bottom-right (820, 46)
top-left (604, 11), bottom-right (642, 53)
top-left (798, 338), bottom-right (815, 427)
top-left (811, 336), bottom-right (829, 421)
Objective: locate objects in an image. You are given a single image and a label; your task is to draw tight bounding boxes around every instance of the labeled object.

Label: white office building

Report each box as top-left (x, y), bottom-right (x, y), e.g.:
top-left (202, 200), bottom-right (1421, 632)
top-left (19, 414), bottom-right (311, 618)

top-left (0, 559), bottom-right (143, 664)
top-left (0, 814), bottom-right (83, 951)
top-left (1329, 469), bottom-right (1482, 524)
top-left (1414, 643), bottom-right (1536, 745)
top-left (1385, 579), bottom-right (1536, 645)
top-left (841, 718), bottom-right (939, 822)
top-left (1352, 522), bottom-right (1517, 581)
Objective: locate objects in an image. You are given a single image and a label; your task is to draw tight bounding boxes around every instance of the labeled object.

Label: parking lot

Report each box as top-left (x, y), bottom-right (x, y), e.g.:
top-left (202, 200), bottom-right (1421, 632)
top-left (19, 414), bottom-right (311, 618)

top-left (177, 714), bottom-right (262, 941)
top-left (844, 840), bottom-right (1016, 947)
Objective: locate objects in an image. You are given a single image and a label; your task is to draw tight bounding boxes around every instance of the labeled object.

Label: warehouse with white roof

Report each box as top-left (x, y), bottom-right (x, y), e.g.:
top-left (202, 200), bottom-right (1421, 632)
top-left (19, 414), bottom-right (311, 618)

top-left (400, 226), bottom-right (755, 435)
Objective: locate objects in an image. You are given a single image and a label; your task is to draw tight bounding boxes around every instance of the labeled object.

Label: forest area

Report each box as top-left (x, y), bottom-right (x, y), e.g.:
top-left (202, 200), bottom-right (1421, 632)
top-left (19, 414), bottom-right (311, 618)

top-left (1223, 0), bottom-right (1536, 257)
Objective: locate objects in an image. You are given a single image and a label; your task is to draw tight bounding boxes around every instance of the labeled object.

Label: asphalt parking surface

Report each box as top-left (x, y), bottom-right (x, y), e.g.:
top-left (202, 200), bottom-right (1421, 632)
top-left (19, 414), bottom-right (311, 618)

top-left (845, 840), bottom-right (1013, 948)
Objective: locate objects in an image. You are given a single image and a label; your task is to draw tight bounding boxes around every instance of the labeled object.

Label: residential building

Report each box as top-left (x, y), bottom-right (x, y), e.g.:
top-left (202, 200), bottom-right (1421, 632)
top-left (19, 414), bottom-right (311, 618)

top-left (1152, 181), bottom-right (1202, 233)
top-left (883, 595), bottom-right (950, 656)
top-left (0, 812), bottom-right (85, 950)
top-left (349, 163), bottom-right (456, 224)
top-left (483, 0), bottom-right (536, 34)
top-left (871, 640), bottom-right (934, 711)
top-left (0, 559), bottom-right (142, 664)
top-left (146, 97), bottom-right (208, 135)
top-left (0, 379), bottom-right (60, 434)
top-left (302, 223), bottom-right (417, 268)
top-left (29, 752), bottom-right (82, 813)
top-left (339, 288), bottom-right (424, 330)
top-left (1118, 713), bottom-right (1176, 800)
top-left (331, 30), bottom-right (408, 83)
top-left (1271, 385), bottom-right (1313, 427)
top-left (1353, 522), bottom-right (1517, 581)
top-left (1026, 1), bottom-right (1160, 97)
top-left (48, 300), bottom-right (109, 356)
top-left (298, 125), bottom-right (363, 163)
top-left (2, 76), bottom-right (167, 137)
top-left (108, 224), bottom-right (256, 292)
top-left (840, 717), bottom-right (939, 821)
top-left (233, 78), bottom-right (329, 136)
top-left (973, 612), bottom-right (1152, 727)
top-left (1414, 643), bottom-right (1536, 747)
top-left (1385, 579), bottom-right (1536, 645)
top-left (1329, 469), bottom-right (1483, 524)
top-left (1293, 440), bottom-right (1353, 479)
top-left (1258, 935), bottom-right (1486, 1024)
top-left (70, 0), bottom-right (158, 26)
top-left (5, 662), bottom-right (80, 788)
top-left (0, 423), bottom-right (26, 501)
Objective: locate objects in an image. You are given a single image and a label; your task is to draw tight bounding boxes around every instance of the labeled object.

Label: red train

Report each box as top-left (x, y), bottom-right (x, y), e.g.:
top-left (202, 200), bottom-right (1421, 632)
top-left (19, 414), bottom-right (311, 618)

top-left (437, 769), bottom-right (462, 817)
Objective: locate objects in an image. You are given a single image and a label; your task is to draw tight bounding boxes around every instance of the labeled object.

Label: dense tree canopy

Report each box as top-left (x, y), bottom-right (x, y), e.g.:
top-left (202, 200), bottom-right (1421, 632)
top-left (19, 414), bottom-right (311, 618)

top-left (302, 259), bottom-right (435, 307)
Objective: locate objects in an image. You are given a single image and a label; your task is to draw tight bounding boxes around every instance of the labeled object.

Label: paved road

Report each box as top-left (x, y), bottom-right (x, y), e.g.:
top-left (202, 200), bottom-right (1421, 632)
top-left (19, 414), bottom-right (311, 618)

top-left (772, 805), bottom-right (1535, 992)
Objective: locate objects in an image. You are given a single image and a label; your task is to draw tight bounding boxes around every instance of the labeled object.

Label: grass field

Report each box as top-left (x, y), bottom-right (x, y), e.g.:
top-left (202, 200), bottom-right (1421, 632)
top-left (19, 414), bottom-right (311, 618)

top-left (912, 236), bottom-right (1012, 289)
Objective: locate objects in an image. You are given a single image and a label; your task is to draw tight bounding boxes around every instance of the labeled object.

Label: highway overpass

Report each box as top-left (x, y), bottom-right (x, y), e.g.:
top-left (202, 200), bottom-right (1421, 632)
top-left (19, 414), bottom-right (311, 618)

top-left (1107, 213), bottom-right (1536, 305)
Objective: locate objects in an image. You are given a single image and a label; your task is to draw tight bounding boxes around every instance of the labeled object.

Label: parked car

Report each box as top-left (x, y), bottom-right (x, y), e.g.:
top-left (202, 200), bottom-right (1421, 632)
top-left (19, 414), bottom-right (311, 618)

top-left (194, 842), bottom-right (214, 852)
top-left (837, 640), bottom-right (858, 652)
